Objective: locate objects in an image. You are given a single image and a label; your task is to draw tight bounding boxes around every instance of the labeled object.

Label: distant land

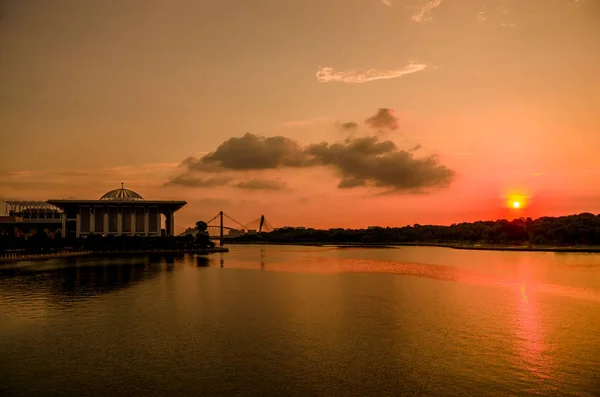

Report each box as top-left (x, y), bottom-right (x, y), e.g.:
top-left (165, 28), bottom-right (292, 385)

top-left (231, 213), bottom-right (600, 252)
top-left (4, 213), bottom-right (600, 256)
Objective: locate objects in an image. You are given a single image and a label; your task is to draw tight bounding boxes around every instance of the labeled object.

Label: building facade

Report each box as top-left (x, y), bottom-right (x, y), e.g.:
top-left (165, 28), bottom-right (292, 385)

top-left (46, 186), bottom-right (186, 238)
top-left (0, 201), bottom-right (63, 237)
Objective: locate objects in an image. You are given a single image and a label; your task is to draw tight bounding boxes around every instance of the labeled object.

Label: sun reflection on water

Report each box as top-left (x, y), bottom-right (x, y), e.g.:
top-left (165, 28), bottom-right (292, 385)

top-left (513, 280), bottom-right (556, 393)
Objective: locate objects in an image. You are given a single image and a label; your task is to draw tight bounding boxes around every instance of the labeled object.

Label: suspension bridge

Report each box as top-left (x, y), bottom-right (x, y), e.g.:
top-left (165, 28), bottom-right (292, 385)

top-left (179, 211), bottom-right (274, 245)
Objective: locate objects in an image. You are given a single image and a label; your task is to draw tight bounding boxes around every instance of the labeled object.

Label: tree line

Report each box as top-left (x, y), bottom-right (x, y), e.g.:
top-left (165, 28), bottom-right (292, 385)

top-left (232, 213), bottom-right (600, 246)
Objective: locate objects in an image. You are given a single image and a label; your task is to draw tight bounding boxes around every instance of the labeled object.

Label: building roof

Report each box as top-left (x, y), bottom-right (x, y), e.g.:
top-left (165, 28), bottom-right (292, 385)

top-left (43, 184), bottom-right (186, 211)
top-left (3, 201), bottom-right (62, 211)
top-left (100, 183), bottom-right (144, 201)
top-left (46, 199), bottom-right (187, 211)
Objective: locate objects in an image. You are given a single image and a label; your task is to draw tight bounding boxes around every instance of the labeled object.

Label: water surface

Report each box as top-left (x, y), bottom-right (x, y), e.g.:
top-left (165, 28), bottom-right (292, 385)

top-left (1, 245), bottom-right (599, 396)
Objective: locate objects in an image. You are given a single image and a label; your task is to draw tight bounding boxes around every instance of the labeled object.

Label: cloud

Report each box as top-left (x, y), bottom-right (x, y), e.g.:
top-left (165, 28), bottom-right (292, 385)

top-left (234, 179), bottom-right (287, 191)
top-left (0, 162), bottom-right (199, 205)
top-left (171, 107), bottom-right (455, 193)
top-left (281, 117), bottom-right (329, 128)
top-left (473, 4), bottom-right (520, 28)
top-left (180, 157), bottom-right (199, 168)
top-left (179, 157), bottom-right (225, 173)
top-left (316, 61), bottom-right (427, 84)
top-left (0, 162), bottom-right (180, 193)
top-left (447, 152), bottom-right (480, 156)
top-left (365, 108), bottom-right (399, 131)
top-left (174, 133), bottom-right (453, 192)
top-left (336, 121), bottom-right (359, 132)
top-left (188, 197), bottom-right (233, 206)
top-left (164, 175), bottom-right (233, 188)
top-left (304, 136), bottom-right (454, 191)
top-left (338, 177), bottom-right (368, 189)
top-left (412, 0), bottom-right (444, 23)
top-left (381, 0), bottom-right (392, 5)
top-left (188, 133), bottom-right (306, 171)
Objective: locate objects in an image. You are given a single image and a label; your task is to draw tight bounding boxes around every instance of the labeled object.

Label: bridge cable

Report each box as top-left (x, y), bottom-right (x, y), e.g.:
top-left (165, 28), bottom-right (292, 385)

top-left (223, 213), bottom-right (248, 230)
top-left (204, 212), bottom-right (271, 240)
top-left (204, 213), bottom-right (220, 225)
top-left (243, 218), bottom-right (261, 229)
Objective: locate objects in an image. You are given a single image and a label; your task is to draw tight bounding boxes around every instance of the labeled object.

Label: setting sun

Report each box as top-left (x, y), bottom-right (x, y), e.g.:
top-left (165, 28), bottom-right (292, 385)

top-left (507, 193), bottom-right (528, 210)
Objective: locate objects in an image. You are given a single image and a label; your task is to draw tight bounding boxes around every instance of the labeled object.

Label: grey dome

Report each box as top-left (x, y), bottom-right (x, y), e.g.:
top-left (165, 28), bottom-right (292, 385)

top-left (100, 184), bottom-right (144, 201)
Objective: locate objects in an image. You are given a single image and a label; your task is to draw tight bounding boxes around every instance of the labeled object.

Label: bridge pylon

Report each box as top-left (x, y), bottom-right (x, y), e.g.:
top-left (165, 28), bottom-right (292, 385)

top-left (219, 211), bottom-right (224, 247)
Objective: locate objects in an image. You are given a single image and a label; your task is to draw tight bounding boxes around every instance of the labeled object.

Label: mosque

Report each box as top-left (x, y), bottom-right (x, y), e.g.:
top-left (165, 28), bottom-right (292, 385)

top-left (1, 185), bottom-right (186, 238)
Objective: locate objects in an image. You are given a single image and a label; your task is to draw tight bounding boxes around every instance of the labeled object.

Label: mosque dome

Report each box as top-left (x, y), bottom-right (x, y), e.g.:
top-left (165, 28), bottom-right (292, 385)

top-left (99, 184), bottom-right (144, 201)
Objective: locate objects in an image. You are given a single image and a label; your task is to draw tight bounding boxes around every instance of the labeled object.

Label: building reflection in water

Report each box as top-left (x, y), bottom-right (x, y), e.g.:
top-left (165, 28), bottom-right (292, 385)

top-left (196, 255), bottom-right (210, 267)
top-left (0, 255), bottom-right (179, 304)
top-left (193, 254), bottom-right (225, 268)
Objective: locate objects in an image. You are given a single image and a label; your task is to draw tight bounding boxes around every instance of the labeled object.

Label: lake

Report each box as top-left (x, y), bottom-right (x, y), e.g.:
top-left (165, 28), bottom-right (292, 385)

top-left (1, 245), bottom-right (599, 396)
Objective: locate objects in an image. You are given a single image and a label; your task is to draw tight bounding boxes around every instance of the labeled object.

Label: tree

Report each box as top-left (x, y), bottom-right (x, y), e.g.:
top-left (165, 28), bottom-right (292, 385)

top-left (194, 221), bottom-right (214, 248)
top-left (196, 221), bottom-right (208, 232)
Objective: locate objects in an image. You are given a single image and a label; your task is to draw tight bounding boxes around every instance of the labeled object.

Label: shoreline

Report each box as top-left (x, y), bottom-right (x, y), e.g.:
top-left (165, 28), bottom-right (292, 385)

top-left (4, 243), bottom-right (600, 261)
top-left (229, 241), bottom-right (600, 253)
top-left (0, 247), bottom-right (229, 263)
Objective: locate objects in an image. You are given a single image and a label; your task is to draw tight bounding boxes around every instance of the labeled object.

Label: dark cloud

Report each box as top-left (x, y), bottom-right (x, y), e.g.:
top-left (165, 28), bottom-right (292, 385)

top-left (365, 108), bottom-right (399, 131)
top-left (171, 125), bottom-right (454, 192)
top-left (165, 174), bottom-right (233, 187)
top-left (337, 177), bottom-right (367, 189)
top-left (179, 157), bottom-right (197, 168)
top-left (191, 133), bottom-right (305, 171)
top-left (188, 197), bottom-right (232, 206)
top-left (181, 157), bottom-right (232, 173)
top-left (305, 136), bottom-right (454, 191)
top-left (234, 179), bottom-right (286, 191)
top-left (336, 121), bottom-right (358, 132)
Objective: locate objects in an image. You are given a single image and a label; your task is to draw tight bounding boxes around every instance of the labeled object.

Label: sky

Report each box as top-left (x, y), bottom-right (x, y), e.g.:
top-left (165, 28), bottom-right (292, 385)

top-left (1, 0), bottom-right (599, 233)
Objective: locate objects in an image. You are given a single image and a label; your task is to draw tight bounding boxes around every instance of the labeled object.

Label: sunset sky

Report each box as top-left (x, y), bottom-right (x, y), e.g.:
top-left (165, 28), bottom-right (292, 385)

top-left (1, 0), bottom-right (599, 232)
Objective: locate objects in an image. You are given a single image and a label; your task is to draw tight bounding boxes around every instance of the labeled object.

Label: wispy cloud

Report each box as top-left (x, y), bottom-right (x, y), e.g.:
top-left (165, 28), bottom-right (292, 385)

top-left (475, 4), bottom-right (518, 28)
top-left (381, 0), bottom-right (393, 5)
top-left (234, 179), bottom-right (287, 191)
top-left (164, 175), bottom-right (233, 188)
top-left (0, 162), bottom-right (181, 200)
top-left (569, 0), bottom-right (589, 6)
top-left (0, 163), bottom-right (179, 186)
top-left (412, 0), bottom-right (444, 23)
top-left (281, 117), bottom-right (329, 128)
top-left (476, 6), bottom-right (487, 22)
top-left (316, 61), bottom-right (427, 84)
top-left (447, 152), bottom-right (480, 157)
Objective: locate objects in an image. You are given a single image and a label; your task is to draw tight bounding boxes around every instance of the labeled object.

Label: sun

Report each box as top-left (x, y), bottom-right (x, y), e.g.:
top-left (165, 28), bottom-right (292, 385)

top-left (506, 193), bottom-right (527, 209)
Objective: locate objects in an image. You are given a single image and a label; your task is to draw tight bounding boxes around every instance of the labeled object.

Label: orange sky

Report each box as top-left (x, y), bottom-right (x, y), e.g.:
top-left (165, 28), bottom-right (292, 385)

top-left (1, 0), bottom-right (599, 233)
